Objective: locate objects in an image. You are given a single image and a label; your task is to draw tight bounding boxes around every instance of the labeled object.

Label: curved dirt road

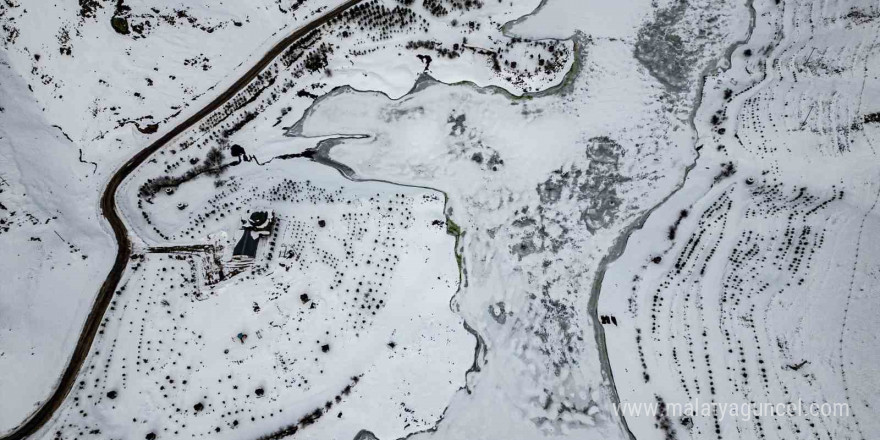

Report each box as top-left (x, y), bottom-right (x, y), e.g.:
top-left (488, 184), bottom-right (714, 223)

top-left (2, 2), bottom-right (361, 439)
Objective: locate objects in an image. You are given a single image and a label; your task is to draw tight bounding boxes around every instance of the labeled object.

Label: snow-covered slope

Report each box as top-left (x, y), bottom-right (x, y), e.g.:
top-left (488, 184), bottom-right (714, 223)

top-left (1, 0), bottom-right (342, 434)
top-left (287, 0), bottom-right (748, 438)
top-left (0, 53), bottom-right (114, 434)
top-left (0, 0), bottom-right (341, 150)
top-left (2, 0), bottom-right (878, 439)
top-left (37, 158), bottom-right (472, 440)
top-left (600, 0), bottom-right (880, 438)
top-left (3, 0), bottom-right (581, 437)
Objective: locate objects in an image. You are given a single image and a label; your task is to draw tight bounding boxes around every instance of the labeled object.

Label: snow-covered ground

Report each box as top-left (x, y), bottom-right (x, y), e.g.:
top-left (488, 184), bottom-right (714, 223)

top-left (0, 53), bottom-right (115, 433)
top-left (3, 0), bottom-right (582, 436)
top-left (600, 0), bottom-right (880, 439)
top-left (285, 0), bottom-right (747, 437)
top-left (39, 158), bottom-right (472, 440)
top-left (1, 0), bottom-right (348, 433)
top-left (2, 0), bottom-right (878, 438)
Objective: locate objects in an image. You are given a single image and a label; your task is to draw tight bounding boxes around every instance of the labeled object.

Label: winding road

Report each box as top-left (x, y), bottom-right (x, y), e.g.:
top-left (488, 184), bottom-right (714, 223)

top-left (1, 2), bottom-right (362, 439)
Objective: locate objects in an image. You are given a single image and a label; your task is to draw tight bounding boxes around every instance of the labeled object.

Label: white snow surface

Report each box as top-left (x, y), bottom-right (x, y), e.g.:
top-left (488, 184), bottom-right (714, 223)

top-left (0, 54), bottom-right (116, 433)
top-left (1, 0), bottom-right (878, 439)
top-left (600, 0), bottom-right (880, 439)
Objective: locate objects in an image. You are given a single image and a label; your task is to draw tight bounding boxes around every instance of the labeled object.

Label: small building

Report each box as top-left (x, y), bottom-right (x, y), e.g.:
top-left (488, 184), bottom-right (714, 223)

top-left (231, 210), bottom-right (275, 261)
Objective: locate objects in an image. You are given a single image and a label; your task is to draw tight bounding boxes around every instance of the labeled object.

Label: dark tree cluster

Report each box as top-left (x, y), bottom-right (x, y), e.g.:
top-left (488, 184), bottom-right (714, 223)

top-left (333, 0), bottom-right (425, 41)
top-left (422, 0), bottom-right (483, 17)
top-left (138, 147), bottom-right (225, 199)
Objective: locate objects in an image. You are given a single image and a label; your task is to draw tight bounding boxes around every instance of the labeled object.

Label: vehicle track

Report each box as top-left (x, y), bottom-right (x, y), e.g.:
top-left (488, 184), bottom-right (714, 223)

top-left (0, 2), bottom-right (362, 438)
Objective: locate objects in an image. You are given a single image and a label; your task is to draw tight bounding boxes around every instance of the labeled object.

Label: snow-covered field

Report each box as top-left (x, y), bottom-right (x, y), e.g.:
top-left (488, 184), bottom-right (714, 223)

top-left (1, 0), bottom-right (348, 432)
top-left (44, 158), bottom-right (473, 440)
top-left (285, 0), bottom-right (747, 437)
top-left (1, 0), bottom-right (878, 438)
top-left (0, 52), bottom-right (115, 433)
top-left (600, 0), bottom-right (880, 439)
